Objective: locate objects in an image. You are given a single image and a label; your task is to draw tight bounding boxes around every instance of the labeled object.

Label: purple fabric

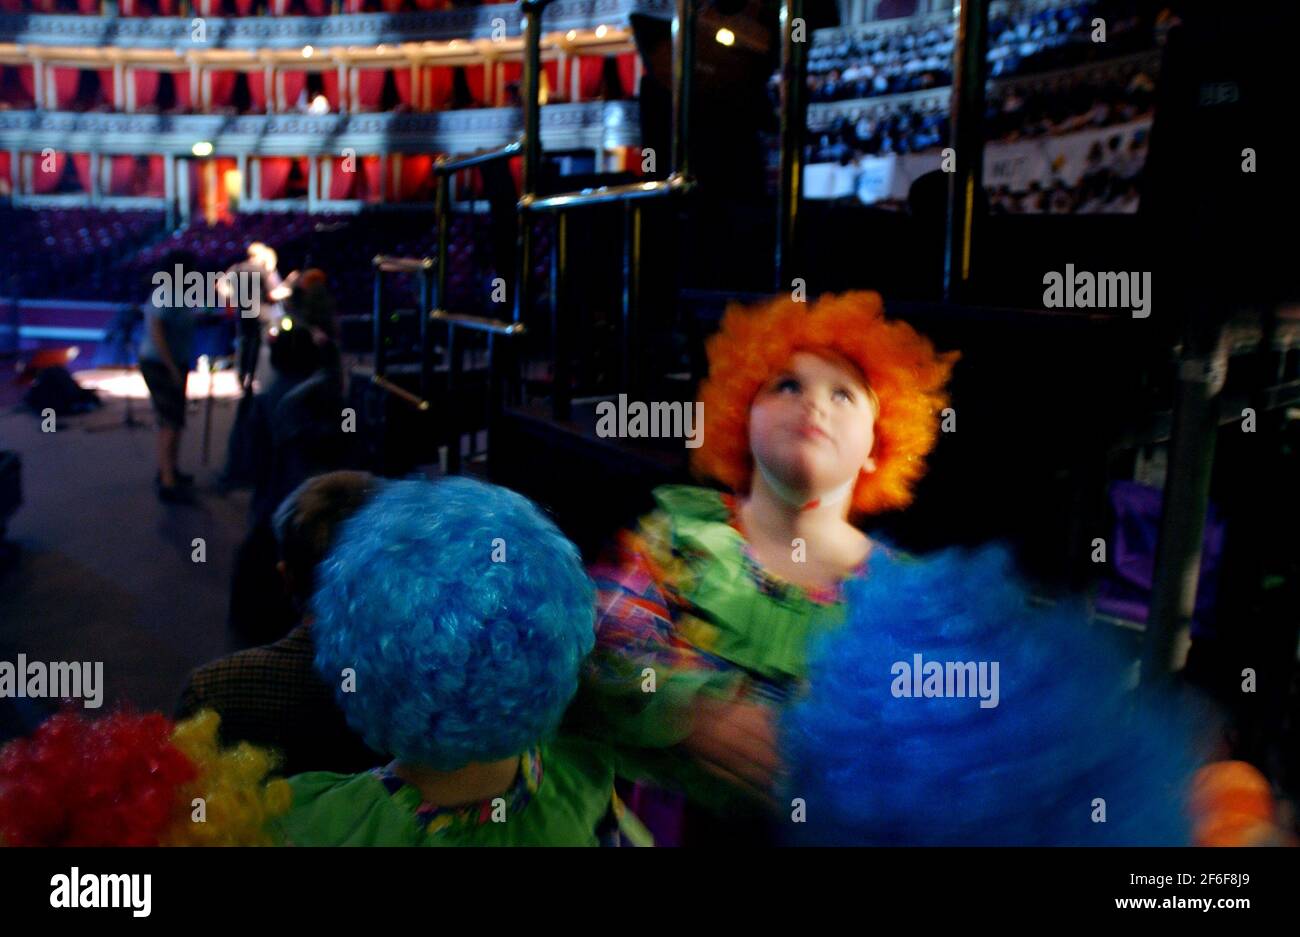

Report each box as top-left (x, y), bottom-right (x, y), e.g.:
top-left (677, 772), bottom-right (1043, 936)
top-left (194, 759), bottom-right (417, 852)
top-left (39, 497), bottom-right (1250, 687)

top-left (1094, 481), bottom-right (1225, 637)
top-left (625, 782), bottom-right (685, 847)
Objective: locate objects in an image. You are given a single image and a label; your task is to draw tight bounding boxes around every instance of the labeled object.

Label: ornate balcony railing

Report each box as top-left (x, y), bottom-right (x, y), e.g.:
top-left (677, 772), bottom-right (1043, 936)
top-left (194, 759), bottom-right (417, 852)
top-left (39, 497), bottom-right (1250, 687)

top-left (0, 0), bottom-right (672, 49)
top-left (0, 98), bottom-right (640, 154)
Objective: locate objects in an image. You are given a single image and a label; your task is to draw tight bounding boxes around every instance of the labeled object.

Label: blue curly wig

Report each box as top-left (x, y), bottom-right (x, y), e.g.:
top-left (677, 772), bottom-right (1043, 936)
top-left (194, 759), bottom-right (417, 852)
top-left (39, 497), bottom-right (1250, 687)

top-left (310, 477), bottom-right (596, 770)
top-left (782, 545), bottom-right (1206, 845)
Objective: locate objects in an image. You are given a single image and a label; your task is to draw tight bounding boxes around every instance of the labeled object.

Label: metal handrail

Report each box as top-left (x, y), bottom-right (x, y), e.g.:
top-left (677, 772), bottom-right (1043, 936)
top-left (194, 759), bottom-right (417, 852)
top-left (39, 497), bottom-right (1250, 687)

top-left (431, 309), bottom-right (527, 336)
top-left (520, 174), bottom-right (693, 213)
top-left (369, 373), bottom-right (430, 411)
top-left (434, 139), bottom-right (523, 175)
top-left (372, 255), bottom-right (434, 273)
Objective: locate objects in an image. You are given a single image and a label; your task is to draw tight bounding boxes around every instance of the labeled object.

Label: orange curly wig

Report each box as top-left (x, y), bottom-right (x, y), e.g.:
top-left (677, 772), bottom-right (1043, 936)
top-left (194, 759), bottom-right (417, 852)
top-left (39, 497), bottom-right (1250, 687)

top-left (693, 291), bottom-right (958, 517)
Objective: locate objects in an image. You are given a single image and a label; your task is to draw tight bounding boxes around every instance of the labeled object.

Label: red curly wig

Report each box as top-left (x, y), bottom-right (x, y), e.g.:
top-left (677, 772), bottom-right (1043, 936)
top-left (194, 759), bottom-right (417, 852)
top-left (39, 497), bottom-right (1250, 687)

top-left (0, 710), bottom-right (290, 847)
top-left (693, 290), bottom-right (958, 517)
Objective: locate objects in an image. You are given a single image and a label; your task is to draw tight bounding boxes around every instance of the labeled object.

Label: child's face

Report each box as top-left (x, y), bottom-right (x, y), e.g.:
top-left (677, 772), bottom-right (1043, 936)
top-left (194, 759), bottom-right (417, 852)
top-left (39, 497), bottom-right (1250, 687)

top-left (748, 351), bottom-right (877, 498)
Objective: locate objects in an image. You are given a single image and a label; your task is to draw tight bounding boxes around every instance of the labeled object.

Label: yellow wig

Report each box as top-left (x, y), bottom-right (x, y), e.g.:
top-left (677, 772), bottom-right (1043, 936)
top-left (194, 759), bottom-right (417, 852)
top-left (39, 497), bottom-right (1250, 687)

top-left (693, 291), bottom-right (958, 517)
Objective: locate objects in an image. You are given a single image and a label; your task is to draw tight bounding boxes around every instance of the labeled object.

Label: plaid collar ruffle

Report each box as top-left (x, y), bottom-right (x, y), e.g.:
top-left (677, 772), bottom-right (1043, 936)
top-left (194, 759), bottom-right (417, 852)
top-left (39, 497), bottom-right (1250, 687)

top-left (374, 748), bottom-right (544, 837)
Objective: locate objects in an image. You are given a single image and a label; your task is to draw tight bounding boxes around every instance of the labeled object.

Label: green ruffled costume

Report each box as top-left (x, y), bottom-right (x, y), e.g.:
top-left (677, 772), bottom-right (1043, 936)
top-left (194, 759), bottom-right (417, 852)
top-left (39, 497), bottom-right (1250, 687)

top-left (274, 736), bottom-right (651, 846)
top-left (572, 485), bottom-right (875, 810)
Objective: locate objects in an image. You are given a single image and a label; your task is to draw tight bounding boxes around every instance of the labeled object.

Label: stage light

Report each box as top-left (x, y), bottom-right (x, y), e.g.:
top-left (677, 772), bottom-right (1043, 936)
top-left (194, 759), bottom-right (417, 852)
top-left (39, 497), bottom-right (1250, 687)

top-left (715, 27), bottom-right (736, 47)
top-left (302, 45), bottom-right (314, 58)
top-left (595, 24), bottom-right (608, 38)
top-left (191, 141), bottom-right (213, 157)
top-left (280, 316), bottom-right (294, 331)
top-left (566, 30), bottom-right (577, 41)
top-left (308, 94), bottom-right (330, 114)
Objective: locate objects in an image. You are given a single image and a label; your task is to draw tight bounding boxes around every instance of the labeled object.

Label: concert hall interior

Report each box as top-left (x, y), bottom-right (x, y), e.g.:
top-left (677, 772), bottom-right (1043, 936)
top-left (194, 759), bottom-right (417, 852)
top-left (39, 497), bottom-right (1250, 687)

top-left (0, 0), bottom-right (1298, 854)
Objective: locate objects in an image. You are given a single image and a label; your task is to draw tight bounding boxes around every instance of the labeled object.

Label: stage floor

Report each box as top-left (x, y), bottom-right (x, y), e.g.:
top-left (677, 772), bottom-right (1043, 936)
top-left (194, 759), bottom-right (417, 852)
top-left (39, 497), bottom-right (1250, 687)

top-left (0, 369), bottom-right (256, 736)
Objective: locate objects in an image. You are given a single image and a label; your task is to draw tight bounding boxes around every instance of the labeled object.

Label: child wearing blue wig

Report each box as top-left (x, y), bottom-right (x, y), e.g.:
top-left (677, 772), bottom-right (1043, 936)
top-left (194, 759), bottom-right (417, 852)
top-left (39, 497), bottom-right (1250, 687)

top-left (274, 477), bottom-right (651, 846)
top-left (780, 545), bottom-right (1263, 846)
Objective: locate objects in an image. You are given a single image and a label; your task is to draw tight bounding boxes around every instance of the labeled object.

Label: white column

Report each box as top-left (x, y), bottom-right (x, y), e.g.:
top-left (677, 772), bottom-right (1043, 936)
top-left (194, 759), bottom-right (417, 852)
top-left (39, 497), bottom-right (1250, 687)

top-left (349, 67), bottom-right (358, 113)
top-left (177, 158), bottom-right (191, 225)
top-left (322, 157), bottom-right (332, 202)
top-left (236, 152), bottom-right (248, 203)
top-left (265, 64), bottom-right (275, 113)
top-left (202, 69), bottom-right (212, 113)
top-left (190, 62), bottom-right (200, 113)
top-left (569, 54), bottom-right (580, 101)
top-left (125, 66), bottom-right (136, 113)
top-left (113, 62), bottom-right (125, 111)
top-left (88, 152), bottom-right (100, 203)
top-left (32, 60), bottom-right (45, 110)
top-left (163, 153), bottom-right (177, 228)
top-left (251, 157), bottom-right (262, 206)
top-left (307, 156), bottom-right (318, 210)
top-left (409, 62), bottom-right (419, 111)
top-left (338, 62), bottom-right (349, 112)
top-left (14, 149), bottom-right (26, 195)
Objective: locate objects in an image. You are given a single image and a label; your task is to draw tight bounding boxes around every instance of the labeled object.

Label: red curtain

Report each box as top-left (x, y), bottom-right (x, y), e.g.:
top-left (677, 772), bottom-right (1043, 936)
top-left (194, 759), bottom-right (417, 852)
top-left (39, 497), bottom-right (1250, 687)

top-left (329, 156), bottom-right (358, 200)
top-left (70, 154), bottom-right (92, 193)
top-left (260, 157), bottom-right (294, 200)
top-left (281, 71), bottom-right (307, 110)
top-left (305, 0), bottom-right (328, 11)
top-left (381, 0), bottom-right (403, 10)
top-left (97, 69), bottom-right (116, 109)
top-left (0, 0), bottom-right (25, 11)
top-left (394, 68), bottom-right (412, 108)
top-left (397, 154), bottom-right (434, 201)
top-left (361, 156), bottom-right (383, 202)
top-left (0, 152), bottom-right (11, 194)
top-left (578, 58), bottom-right (603, 100)
top-left (508, 155), bottom-right (523, 194)
top-left (15, 65), bottom-right (34, 104)
top-left (209, 70), bottom-right (237, 109)
top-left (133, 70), bottom-right (160, 110)
top-left (49, 67), bottom-right (80, 110)
top-left (355, 69), bottom-right (386, 111)
top-left (77, 0), bottom-right (99, 13)
top-left (424, 66), bottom-right (454, 111)
top-left (577, 55), bottom-right (636, 100)
top-left (617, 52), bottom-right (636, 96)
top-left (33, 152), bottom-right (67, 194)
top-left (343, 0), bottom-right (364, 11)
top-left (462, 65), bottom-right (485, 106)
top-left (109, 155), bottom-right (135, 195)
top-left (248, 72), bottom-right (267, 112)
top-left (500, 60), bottom-right (559, 105)
top-left (144, 155), bottom-right (165, 197)
top-left (173, 71), bottom-right (192, 112)
top-left (157, 0), bottom-right (177, 12)
top-left (322, 70), bottom-right (340, 110)
top-left (235, 0), bottom-right (256, 14)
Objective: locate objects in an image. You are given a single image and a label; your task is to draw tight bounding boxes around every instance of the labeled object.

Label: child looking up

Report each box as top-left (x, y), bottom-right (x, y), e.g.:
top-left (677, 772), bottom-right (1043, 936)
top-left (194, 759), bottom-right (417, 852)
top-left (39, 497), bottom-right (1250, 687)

top-left (573, 291), bottom-right (957, 842)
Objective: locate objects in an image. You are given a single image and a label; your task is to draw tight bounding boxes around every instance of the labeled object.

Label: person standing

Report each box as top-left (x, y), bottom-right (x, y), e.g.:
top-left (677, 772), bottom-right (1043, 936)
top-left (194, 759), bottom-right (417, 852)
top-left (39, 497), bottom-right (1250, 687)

top-left (138, 251), bottom-right (199, 504)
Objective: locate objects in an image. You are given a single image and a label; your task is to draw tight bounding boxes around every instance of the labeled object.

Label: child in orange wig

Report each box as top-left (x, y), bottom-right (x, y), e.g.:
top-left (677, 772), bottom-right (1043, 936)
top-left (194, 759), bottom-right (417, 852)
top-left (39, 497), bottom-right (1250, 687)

top-left (571, 290), bottom-right (958, 843)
